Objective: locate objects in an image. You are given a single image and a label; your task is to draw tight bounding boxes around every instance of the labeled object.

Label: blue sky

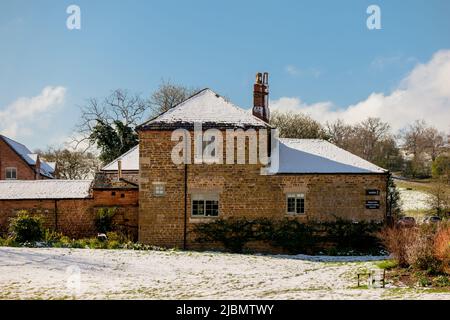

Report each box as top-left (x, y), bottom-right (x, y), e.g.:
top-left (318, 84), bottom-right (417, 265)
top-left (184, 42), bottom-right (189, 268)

top-left (1, 0), bottom-right (450, 150)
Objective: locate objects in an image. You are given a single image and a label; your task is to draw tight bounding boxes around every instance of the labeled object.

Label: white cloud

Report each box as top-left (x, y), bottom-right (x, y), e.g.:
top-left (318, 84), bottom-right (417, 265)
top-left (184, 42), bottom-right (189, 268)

top-left (285, 65), bottom-right (300, 76)
top-left (273, 50), bottom-right (450, 133)
top-left (0, 86), bottom-right (66, 138)
top-left (370, 54), bottom-right (417, 71)
top-left (284, 65), bottom-right (322, 78)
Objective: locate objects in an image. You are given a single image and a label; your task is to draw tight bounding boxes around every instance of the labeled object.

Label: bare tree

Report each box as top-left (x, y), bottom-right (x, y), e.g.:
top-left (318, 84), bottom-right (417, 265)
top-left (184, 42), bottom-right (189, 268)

top-left (326, 118), bottom-right (401, 170)
top-left (270, 111), bottom-right (329, 139)
top-left (326, 119), bottom-right (354, 151)
top-left (75, 89), bottom-right (146, 150)
top-left (149, 80), bottom-right (199, 116)
top-left (353, 118), bottom-right (391, 163)
top-left (75, 89), bottom-right (148, 148)
top-left (38, 147), bottom-right (100, 179)
top-left (401, 120), bottom-right (447, 177)
top-left (401, 120), bottom-right (429, 158)
top-left (424, 127), bottom-right (445, 161)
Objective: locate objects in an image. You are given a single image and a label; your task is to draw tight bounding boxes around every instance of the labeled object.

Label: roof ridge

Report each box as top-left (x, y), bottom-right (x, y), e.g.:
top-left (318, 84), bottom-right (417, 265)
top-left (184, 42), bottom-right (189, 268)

top-left (137, 88), bottom-right (271, 130)
top-left (0, 134), bottom-right (32, 152)
top-left (137, 88), bottom-right (211, 129)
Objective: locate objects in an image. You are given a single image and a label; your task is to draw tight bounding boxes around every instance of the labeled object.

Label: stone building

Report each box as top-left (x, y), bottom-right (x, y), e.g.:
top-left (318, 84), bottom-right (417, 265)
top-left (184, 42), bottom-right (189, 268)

top-left (136, 73), bottom-right (389, 249)
top-left (0, 74), bottom-right (389, 251)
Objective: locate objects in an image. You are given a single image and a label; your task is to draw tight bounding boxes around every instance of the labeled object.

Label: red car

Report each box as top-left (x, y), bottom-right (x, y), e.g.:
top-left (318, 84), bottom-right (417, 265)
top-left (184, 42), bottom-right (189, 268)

top-left (397, 216), bottom-right (416, 227)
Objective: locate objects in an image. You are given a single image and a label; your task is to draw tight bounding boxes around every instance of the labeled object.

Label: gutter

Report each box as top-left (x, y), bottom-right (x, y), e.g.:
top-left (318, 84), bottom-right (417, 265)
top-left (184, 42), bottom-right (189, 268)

top-left (183, 163), bottom-right (188, 250)
top-left (54, 200), bottom-right (58, 232)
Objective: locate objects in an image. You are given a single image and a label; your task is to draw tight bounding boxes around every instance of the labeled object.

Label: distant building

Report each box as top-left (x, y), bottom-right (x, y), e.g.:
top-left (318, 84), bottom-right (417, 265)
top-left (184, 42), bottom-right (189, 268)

top-left (0, 135), bottom-right (55, 180)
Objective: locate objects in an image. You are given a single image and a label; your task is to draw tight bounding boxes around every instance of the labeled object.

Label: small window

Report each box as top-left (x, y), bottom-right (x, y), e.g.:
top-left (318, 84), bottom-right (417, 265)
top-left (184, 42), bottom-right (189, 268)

top-left (192, 194), bottom-right (219, 217)
top-left (286, 193), bottom-right (305, 215)
top-left (153, 183), bottom-right (165, 196)
top-left (5, 167), bottom-right (17, 180)
top-left (111, 191), bottom-right (116, 196)
top-left (120, 193), bottom-right (125, 198)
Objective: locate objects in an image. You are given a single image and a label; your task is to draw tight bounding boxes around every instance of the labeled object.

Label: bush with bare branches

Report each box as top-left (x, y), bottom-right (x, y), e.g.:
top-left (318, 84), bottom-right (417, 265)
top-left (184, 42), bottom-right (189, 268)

top-left (379, 223), bottom-right (450, 274)
top-left (379, 226), bottom-right (416, 267)
top-left (434, 223), bottom-right (450, 274)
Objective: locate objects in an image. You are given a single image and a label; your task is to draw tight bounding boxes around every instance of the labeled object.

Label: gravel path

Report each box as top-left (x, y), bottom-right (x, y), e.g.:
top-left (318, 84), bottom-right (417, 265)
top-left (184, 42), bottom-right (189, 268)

top-left (0, 247), bottom-right (449, 300)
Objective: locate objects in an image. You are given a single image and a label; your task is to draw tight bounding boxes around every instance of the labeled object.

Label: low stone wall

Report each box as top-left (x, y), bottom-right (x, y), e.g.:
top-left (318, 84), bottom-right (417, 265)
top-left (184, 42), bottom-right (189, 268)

top-left (0, 189), bottom-right (139, 240)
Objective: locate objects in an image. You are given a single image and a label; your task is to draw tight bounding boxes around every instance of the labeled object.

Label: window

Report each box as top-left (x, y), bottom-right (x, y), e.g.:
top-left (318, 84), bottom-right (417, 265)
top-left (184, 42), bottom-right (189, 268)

top-left (286, 193), bottom-right (305, 215)
top-left (192, 194), bottom-right (219, 217)
top-left (5, 167), bottom-right (17, 180)
top-left (153, 183), bottom-right (165, 196)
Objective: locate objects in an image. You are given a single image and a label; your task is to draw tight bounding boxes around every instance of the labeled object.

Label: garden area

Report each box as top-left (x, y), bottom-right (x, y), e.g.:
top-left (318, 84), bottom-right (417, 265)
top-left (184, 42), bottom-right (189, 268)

top-left (0, 200), bottom-right (450, 299)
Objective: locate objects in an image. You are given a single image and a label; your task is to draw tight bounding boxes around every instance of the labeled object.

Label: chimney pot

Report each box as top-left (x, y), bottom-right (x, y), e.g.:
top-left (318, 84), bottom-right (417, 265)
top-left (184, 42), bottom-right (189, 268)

top-left (252, 72), bottom-right (270, 123)
top-left (117, 159), bottom-right (122, 180)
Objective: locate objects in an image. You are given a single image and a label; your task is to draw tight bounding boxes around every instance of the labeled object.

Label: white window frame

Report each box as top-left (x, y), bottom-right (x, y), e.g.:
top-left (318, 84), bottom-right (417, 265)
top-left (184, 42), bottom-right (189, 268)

top-left (191, 193), bottom-right (219, 217)
top-left (286, 193), bottom-right (305, 215)
top-left (153, 182), bottom-right (166, 196)
top-left (5, 167), bottom-right (17, 180)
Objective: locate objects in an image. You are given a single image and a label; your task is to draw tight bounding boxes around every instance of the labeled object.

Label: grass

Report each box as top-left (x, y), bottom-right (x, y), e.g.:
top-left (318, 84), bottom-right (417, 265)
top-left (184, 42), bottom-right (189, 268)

top-left (395, 179), bottom-right (450, 196)
top-left (376, 260), bottom-right (398, 270)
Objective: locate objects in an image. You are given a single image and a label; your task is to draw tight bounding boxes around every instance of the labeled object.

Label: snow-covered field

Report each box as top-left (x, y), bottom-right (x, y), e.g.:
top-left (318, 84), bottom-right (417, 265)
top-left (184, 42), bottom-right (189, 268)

top-left (0, 247), bottom-right (449, 300)
top-left (398, 188), bottom-right (432, 211)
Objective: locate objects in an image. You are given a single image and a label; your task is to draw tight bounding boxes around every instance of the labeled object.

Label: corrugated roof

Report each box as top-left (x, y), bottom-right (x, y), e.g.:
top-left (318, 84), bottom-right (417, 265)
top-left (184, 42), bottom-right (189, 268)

top-left (265, 138), bottom-right (387, 174)
top-left (138, 89), bottom-right (271, 130)
top-left (0, 180), bottom-right (93, 200)
top-left (102, 145), bottom-right (139, 171)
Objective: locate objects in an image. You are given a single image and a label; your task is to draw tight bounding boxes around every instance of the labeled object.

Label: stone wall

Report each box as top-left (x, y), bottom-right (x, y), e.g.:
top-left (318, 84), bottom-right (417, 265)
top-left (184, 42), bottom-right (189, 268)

top-left (138, 129), bottom-right (388, 250)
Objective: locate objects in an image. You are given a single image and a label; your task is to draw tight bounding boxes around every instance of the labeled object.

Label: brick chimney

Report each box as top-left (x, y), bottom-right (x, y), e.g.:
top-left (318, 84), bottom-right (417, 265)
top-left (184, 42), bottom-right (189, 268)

top-left (117, 159), bottom-right (122, 180)
top-left (252, 72), bottom-right (270, 123)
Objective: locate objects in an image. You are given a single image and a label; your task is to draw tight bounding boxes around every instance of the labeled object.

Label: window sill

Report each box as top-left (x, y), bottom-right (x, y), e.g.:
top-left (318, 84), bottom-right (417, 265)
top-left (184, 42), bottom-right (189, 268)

top-left (189, 216), bottom-right (219, 223)
top-left (285, 213), bottom-right (307, 217)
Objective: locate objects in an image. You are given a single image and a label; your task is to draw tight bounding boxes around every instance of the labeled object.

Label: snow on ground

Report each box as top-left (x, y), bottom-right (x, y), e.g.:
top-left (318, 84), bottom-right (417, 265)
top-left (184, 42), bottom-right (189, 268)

top-left (0, 247), bottom-right (449, 300)
top-left (399, 188), bottom-right (432, 211)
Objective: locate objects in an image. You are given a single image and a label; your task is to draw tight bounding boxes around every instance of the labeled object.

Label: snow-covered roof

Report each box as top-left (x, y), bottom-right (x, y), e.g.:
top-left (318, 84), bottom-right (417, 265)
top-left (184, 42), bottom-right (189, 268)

top-left (0, 180), bottom-right (93, 200)
top-left (138, 89), bottom-right (271, 130)
top-left (102, 145), bottom-right (139, 171)
top-left (0, 135), bottom-right (55, 178)
top-left (100, 138), bottom-right (386, 174)
top-left (40, 161), bottom-right (56, 178)
top-left (266, 139), bottom-right (387, 174)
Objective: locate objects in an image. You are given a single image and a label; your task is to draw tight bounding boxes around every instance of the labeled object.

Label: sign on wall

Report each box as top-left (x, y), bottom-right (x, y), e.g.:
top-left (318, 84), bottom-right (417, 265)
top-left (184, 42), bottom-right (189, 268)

top-left (366, 189), bottom-right (380, 196)
top-left (365, 200), bottom-right (380, 209)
